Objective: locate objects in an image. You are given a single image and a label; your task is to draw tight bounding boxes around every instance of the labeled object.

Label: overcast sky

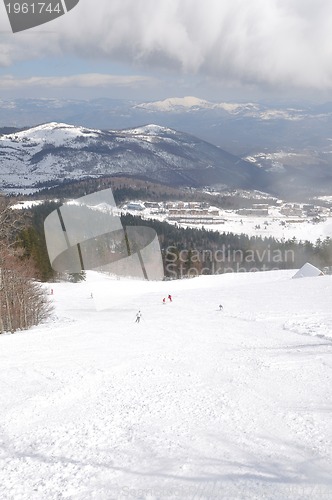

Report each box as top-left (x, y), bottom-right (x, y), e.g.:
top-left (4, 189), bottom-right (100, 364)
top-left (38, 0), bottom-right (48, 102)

top-left (0, 0), bottom-right (332, 102)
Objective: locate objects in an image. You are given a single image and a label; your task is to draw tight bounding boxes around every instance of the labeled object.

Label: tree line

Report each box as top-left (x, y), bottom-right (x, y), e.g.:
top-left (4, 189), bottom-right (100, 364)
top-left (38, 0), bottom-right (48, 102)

top-left (15, 202), bottom-right (332, 283)
top-left (25, 175), bottom-right (274, 210)
top-left (4, 184), bottom-right (331, 334)
top-left (2, 193), bottom-right (331, 334)
top-left (121, 214), bottom-right (332, 278)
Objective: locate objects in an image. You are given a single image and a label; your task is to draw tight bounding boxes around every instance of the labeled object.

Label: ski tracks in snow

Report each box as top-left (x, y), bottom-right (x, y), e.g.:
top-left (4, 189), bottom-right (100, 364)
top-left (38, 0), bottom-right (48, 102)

top-left (1, 272), bottom-right (332, 499)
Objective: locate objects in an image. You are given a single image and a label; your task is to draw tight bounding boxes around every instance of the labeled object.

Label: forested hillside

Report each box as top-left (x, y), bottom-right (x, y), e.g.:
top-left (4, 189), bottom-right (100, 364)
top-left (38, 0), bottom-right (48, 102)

top-left (29, 175), bottom-right (272, 209)
top-left (14, 202), bottom-right (332, 282)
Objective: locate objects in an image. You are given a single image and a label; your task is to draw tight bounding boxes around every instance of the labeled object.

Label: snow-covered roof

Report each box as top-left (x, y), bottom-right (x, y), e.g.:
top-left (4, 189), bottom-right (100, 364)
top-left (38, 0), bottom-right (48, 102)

top-left (292, 262), bottom-right (324, 279)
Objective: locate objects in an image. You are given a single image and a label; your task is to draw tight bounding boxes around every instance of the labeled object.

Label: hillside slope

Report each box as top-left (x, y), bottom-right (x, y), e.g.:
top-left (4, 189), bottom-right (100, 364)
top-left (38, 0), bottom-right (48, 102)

top-left (0, 271), bottom-right (331, 499)
top-left (0, 122), bottom-right (264, 192)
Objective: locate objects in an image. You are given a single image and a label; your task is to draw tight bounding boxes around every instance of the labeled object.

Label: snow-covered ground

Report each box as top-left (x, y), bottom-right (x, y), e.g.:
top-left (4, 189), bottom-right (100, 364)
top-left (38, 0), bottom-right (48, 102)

top-left (1, 270), bottom-right (332, 499)
top-left (12, 198), bottom-right (332, 243)
top-left (203, 208), bottom-right (332, 243)
top-left (129, 205), bottom-right (332, 244)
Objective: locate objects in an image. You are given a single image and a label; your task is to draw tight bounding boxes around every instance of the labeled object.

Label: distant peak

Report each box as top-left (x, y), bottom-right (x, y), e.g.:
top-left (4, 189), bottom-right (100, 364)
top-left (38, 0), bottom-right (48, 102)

top-left (136, 96), bottom-right (213, 112)
top-left (158, 96), bottom-right (211, 107)
top-left (135, 96), bottom-right (261, 114)
top-left (31, 122), bottom-right (77, 130)
top-left (125, 124), bottom-right (176, 135)
top-left (4, 121), bottom-right (99, 143)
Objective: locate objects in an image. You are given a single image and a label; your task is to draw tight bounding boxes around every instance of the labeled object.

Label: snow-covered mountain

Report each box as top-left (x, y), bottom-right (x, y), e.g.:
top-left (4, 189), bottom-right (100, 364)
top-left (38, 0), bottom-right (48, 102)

top-left (1, 270), bottom-right (332, 498)
top-left (135, 96), bottom-right (262, 115)
top-left (135, 95), bottom-right (304, 119)
top-left (0, 122), bottom-right (263, 192)
top-left (1, 98), bottom-right (332, 159)
top-left (2, 99), bottom-right (332, 196)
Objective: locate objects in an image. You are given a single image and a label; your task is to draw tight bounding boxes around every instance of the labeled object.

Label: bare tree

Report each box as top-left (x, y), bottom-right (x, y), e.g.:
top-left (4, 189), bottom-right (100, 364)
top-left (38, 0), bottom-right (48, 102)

top-left (0, 196), bottom-right (53, 334)
top-left (0, 195), bottom-right (23, 245)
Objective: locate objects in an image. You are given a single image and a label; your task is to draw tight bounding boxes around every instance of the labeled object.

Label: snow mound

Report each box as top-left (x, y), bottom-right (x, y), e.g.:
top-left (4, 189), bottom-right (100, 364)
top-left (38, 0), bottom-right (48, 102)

top-left (292, 262), bottom-right (324, 279)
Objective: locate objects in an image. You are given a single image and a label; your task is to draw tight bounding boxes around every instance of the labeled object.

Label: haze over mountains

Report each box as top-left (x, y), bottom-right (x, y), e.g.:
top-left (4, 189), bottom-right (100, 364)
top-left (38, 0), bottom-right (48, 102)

top-left (1, 96), bottom-right (332, 198)
top-left (1, 96), bottom-right (331, 153)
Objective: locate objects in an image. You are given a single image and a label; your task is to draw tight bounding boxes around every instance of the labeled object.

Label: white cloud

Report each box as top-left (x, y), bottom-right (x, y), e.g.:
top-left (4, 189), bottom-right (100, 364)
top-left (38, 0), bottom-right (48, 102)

top-left (0, 73), bottom-right (157, 89)
top-left (1, 0), bottom-right (332, 91)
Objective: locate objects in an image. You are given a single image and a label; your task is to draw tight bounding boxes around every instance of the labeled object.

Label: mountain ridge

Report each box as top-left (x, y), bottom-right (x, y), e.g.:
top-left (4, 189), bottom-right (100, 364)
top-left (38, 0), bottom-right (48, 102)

top-left (0, 122), bottom-right (264, 193)
top-left (1, 97), bottom-right (332, 159)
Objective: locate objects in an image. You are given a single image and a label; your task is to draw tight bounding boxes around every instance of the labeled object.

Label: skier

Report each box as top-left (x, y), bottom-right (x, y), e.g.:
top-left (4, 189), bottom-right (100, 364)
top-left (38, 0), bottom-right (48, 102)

top-left (162, 298), bottom-right (166, 304)
top-left (219, 304), bottom-right (223, 311)
top-left (168, 294), bottom-right (172, 302)
top-left (135, 310), bottom-right (142, 323)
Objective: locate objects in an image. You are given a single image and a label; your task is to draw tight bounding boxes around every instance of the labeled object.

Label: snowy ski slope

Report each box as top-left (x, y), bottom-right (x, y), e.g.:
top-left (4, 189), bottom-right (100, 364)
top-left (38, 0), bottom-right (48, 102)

top-left (0, 270), bottom-right (331, 499)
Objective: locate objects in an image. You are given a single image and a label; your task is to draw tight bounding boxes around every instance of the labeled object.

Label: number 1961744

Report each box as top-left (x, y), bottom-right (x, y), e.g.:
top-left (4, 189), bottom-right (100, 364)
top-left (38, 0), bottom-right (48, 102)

top-left (5, 3), bottom-right (62, 14)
